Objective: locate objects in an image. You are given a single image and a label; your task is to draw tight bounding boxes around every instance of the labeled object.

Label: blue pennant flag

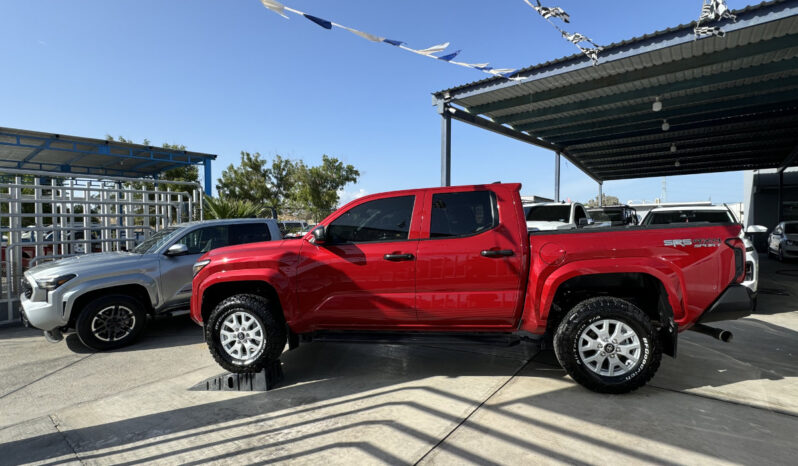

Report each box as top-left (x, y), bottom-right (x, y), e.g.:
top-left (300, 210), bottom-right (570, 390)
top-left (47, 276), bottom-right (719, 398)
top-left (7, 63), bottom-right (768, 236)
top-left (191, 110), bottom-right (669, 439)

top-left (304, 14), bottom-right (332, 29)
top-left (437, 50), bottom-right (461, 62)
top-left (383, 38), bottom-right (404, 46)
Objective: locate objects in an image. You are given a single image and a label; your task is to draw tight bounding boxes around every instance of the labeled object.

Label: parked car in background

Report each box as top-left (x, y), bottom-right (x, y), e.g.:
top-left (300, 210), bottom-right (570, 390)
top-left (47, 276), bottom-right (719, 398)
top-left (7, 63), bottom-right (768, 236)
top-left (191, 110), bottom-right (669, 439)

top-left (768, 221), bottom-right (798, 261)
top-left (641, 206), bottom-right (765, 293)
top-left (192, 183), bottom-right (753, 394)
top-left (587, 205), bottom-right (639, 226)
top-left (21, 218), bottom-right (282, 350)
top-left (278, 220), bottom-right (309, 238)
top-left (523, 202), bottom-right (591, 231)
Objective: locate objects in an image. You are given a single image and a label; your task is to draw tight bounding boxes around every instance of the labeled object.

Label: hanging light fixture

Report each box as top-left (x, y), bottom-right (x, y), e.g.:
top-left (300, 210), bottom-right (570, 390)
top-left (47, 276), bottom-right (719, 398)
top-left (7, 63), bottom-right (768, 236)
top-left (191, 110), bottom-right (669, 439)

top-left (675, 159), bottom-right (681, 167)
top-left (670, 143), bottom-right (677, 152)
top-left (662, 119), bottom-right (670, 131)
top-left (653, 97), bottom-right (663, 112)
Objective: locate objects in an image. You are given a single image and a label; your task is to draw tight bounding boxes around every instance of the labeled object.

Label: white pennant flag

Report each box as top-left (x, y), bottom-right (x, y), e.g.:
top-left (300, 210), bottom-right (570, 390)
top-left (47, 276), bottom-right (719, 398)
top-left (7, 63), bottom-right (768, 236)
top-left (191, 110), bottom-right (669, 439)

top-left (260, 0), bottom-right (289, 19)
top-left (415, 42), bottom-right (450, 55)
top-left (336, 24), bottom-right (384, 42)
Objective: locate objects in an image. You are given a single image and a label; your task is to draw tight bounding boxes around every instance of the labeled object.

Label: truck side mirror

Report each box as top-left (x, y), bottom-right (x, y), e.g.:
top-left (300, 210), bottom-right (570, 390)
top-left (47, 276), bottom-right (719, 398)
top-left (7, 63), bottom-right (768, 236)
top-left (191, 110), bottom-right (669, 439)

top-left (578, 218), bottom-right (593, 226)
top-left (165, 243), bottom-right (189, 257)
top-left (311, 226), bottom-right (327, 244)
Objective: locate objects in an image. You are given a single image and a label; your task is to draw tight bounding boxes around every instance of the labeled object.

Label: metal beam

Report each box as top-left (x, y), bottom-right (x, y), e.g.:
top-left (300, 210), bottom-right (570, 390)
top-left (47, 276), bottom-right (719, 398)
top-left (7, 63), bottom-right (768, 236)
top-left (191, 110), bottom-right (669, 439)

top-left (441, 113), bottom-right (452, 187)
top-left (601, 161), bottom-right (781, 181)
top-left (204, 159), bottom-right (212, 195)
top-left (598, 182), bottom-right (603, 207)
top-left (778, 143), bottom-right (798, 173)
top-left (444, 106), bottom-right (601, 183)
top-left (491, 58), bottom-right (798, 124)
top-left (778, 170), bottom-right (784, 223)
top-left (581, 140), bottom-right (796, 167)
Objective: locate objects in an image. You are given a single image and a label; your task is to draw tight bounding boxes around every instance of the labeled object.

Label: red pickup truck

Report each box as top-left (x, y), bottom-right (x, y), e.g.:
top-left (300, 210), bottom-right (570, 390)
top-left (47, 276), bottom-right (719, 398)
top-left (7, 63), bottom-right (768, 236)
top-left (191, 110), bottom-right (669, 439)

top-left (191, 183), bottom-right (752, 393)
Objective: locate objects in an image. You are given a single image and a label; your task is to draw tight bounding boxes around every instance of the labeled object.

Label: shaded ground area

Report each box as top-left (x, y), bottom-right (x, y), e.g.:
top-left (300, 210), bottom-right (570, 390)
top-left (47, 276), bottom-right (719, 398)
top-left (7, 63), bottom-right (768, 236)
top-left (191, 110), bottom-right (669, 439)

top-left (1, 255), bottom-right (796, 464)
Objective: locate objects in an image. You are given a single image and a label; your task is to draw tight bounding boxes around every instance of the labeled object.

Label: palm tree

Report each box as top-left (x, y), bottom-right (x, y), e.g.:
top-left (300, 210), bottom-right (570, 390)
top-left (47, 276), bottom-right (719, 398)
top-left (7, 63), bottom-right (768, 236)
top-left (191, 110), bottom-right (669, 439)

top-left (203, 196), bottom-right (267, 219)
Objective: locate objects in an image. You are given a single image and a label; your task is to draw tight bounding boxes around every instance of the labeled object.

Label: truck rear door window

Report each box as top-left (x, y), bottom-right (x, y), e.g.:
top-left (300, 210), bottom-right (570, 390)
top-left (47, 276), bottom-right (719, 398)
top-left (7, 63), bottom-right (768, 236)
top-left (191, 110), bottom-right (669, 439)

top-left (327, 195), bottom-right (415, 243)
top-left (430, 191), bottom-right (498, 238)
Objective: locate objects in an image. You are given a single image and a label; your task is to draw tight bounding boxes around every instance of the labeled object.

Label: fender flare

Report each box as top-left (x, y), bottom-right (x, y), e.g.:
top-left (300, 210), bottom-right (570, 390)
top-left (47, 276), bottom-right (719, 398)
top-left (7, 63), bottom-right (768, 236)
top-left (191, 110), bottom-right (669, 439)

top-left (62, 274), bottom-right (159, 320)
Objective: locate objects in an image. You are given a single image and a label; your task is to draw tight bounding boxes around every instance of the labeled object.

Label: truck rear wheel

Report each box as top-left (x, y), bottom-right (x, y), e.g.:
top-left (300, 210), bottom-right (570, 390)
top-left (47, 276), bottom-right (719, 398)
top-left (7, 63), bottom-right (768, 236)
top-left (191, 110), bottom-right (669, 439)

top-left (553, 296), bottom-right (661, 394)
top-left (206, 294), bottom-right (286, 373)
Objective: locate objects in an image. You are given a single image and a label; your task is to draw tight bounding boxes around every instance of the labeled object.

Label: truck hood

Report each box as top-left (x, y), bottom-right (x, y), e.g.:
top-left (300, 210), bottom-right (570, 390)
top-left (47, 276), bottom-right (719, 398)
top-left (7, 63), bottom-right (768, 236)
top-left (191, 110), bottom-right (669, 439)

top-left (201, 239), bottom-right (303, 265)
top-left (526, 221), bottom-right (574, 231)
top-left (26, 252), bottom-right (145, 278)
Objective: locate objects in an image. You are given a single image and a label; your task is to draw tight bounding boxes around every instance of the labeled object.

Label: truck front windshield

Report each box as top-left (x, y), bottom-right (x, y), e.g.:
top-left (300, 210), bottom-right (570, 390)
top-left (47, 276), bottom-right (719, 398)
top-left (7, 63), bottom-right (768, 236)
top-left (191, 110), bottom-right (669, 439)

top-left (525, 205), bottom-right (571, 223)
top-left (132, 227), bottom-right (181, 254)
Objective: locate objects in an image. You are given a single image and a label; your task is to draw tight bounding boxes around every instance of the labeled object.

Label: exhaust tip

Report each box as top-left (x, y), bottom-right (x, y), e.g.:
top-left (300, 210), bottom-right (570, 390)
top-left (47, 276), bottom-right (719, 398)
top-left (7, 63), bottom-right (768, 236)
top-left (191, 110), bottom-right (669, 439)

top-left (719, 330), bottom-right (733, 343)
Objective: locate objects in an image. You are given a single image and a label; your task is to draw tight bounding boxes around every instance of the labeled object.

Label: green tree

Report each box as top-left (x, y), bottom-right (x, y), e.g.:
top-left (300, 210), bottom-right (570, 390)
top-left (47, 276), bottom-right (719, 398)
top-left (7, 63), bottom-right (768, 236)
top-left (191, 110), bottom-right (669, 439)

top-left (216, 152), bottom-right (298, 218)
top-left (292, 155), bottom-right (359, 222)
top-left (203, 196), bottom-right (266, 219)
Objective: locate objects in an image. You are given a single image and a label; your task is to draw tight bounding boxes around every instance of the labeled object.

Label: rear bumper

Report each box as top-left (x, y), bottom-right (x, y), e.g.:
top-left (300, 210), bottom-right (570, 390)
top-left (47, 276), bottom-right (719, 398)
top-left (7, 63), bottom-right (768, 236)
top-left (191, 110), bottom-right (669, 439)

top-left (697, 284), bottom-right (754, 324)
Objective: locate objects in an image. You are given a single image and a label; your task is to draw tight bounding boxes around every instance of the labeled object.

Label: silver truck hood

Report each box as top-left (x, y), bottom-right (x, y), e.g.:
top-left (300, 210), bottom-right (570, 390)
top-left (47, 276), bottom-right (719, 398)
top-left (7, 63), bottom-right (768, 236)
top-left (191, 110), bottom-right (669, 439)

top-left (26, 252), bottom-right (146, 278)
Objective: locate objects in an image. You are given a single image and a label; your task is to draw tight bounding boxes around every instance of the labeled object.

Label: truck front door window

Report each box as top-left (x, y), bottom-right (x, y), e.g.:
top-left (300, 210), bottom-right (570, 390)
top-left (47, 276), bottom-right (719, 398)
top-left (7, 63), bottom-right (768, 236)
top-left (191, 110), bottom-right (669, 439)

top-left (327, 196), bottom-right (414, 243)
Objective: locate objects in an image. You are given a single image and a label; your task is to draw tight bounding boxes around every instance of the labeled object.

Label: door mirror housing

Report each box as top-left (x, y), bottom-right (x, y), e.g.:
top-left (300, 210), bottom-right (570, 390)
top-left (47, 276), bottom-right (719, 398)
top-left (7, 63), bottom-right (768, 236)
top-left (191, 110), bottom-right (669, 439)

top-left (311, 226), bottom-right (327, 244)
top-left (165, 243), bottom-right (189, 257)
top-left (578, 218), bottom-right (594, 226)
top-left (745, 225), bottom-right (768, 234)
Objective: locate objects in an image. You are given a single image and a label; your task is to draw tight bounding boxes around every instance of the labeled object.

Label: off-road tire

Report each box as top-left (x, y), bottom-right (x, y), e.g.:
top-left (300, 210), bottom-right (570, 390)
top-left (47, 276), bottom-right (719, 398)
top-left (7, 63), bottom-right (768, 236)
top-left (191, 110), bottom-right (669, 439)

top-left (553, 296), bottom-right (661, 394)
top-left (205, 294), bottom-right (286, 373)
top-left (75, 294), bottom-right (147, 350)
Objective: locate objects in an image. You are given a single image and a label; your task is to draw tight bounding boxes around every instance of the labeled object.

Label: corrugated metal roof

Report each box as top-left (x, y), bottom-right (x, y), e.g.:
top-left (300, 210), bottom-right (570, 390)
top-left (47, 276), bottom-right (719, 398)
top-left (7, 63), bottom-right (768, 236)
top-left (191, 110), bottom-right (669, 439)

top-left (434, 0), bottom-right (798, 181)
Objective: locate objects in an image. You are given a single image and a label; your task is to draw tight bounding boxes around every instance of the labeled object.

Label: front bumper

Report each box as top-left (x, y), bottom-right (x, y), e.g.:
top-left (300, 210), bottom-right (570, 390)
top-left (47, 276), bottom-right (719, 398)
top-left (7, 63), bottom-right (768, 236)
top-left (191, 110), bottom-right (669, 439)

top-left (697, 284), bottom-right (754, 324)
top-left (20, 274), bottom-right (69, 331)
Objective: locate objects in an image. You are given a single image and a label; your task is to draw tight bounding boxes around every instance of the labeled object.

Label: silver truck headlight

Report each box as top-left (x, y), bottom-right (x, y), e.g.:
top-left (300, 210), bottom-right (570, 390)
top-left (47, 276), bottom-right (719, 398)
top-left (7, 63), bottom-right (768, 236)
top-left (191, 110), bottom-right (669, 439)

top-left (193, 260), bottom-right (211, 277)
top-left (35, 274), bottom-right (76, 290)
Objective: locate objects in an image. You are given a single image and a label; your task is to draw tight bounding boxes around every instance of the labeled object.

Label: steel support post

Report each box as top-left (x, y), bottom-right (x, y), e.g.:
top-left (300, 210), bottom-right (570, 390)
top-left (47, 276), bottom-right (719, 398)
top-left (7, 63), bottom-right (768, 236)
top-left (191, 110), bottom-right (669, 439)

top-left (554, 152), bottom-right (561, 202)
top-left (598, 182), bottom-right (603, 207)
top-left (204, 160), bottom-right (213, 196)
top-left (441, 113), bottom-right (452, 187)
top-left (778, 170), bottom-right (784, 223)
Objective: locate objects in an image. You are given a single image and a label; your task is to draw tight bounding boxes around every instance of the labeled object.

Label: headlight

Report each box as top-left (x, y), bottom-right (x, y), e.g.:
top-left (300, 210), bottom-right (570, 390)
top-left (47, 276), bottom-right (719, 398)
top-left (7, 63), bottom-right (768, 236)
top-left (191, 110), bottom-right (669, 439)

top-left (35, 274), bottom-right (76, 290)
top-left (193, 260), bottom-right (210, 277)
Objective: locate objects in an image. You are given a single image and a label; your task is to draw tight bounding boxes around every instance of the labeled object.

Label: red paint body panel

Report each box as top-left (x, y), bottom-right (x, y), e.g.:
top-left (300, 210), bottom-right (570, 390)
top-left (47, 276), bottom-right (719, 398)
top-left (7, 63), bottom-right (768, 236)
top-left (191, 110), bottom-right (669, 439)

top-left (190, 183), bottom-right (742, 338)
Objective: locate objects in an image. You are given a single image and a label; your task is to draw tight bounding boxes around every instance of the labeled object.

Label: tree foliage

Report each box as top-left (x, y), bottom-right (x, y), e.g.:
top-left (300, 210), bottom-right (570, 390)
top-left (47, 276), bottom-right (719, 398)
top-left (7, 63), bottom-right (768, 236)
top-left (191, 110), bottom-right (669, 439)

top-left (203, 196), bottom-right (266, 219)
top-left (292, 155), bottom-right (360, 222)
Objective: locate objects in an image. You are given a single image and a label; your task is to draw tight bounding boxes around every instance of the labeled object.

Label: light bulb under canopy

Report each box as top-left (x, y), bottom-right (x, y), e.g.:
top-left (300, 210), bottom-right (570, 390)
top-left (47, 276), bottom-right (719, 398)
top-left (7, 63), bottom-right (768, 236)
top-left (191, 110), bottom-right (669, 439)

top-left (653, 97), bottom-right (662, 112)
top-left (662, 119), bottom-right (670, 131)
top-left (670, 143), bottom-right (677, 152)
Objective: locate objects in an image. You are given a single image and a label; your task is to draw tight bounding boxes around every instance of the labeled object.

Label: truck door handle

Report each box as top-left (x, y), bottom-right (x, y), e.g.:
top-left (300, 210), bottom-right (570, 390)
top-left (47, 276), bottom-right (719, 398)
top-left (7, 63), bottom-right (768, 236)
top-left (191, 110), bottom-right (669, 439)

top-left (481, 249), bottom-right (514, 258)
top-left (384, 253), bottom-right (414, 261)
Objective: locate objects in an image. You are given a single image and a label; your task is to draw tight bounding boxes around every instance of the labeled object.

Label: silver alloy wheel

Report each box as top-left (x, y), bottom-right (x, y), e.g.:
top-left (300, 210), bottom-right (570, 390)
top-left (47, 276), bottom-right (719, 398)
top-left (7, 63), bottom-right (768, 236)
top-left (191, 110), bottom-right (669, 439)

top-left (578, 319), bottom-right (641, 377)
top-left (220, 311), bottom-right (265, 362)
top-left (91, 305), bottom-right (136, 342)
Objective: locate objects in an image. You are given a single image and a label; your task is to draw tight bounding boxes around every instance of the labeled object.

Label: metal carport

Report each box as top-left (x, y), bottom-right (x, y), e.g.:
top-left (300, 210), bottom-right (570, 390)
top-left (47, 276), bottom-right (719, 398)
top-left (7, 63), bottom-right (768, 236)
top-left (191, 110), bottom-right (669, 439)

top-left (433, 0), bottom-right (798, 210)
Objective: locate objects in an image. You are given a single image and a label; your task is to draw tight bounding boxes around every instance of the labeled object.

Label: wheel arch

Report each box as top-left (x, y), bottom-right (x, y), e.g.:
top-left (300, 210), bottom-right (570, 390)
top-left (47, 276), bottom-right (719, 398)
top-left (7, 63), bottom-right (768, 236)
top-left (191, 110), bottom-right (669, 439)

top-left (67, 283), bottom-right (153, 328)
top-left (201, 280), bottom-right (285, 326)
top-left (546, 272), bottom-right (678, 356)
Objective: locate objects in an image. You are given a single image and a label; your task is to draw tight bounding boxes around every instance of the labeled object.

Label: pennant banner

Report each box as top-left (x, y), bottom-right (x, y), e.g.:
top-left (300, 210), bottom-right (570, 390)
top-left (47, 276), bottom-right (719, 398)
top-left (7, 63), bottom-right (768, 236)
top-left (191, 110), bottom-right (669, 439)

top-left (694, 0), bottom-right (736, 38)
top-left (258, 0), bottom-right (524, 81)
top-left (524, 0), bottom-right (603, 65)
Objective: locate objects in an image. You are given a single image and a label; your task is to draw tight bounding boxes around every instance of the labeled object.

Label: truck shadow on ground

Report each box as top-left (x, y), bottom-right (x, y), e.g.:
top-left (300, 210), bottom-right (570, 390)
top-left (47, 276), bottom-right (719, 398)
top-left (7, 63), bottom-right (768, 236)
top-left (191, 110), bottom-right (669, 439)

top-left (4, 321), bottom-right (798, 465)
top-left (63, 315), bottom-right (202, 354)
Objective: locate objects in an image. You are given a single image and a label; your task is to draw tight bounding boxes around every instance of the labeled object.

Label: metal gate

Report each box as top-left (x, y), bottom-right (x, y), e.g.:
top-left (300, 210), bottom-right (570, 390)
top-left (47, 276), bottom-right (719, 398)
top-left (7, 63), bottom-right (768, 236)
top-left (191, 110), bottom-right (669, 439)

top-left (0, 168), bottom-right (204, 325)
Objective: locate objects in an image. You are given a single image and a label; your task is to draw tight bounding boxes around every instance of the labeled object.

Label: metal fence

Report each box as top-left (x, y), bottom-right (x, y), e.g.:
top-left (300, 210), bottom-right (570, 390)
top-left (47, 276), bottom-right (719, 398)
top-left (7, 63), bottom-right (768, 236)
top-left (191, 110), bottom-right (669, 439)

top-left (0, 168), bottom-right (205, 325)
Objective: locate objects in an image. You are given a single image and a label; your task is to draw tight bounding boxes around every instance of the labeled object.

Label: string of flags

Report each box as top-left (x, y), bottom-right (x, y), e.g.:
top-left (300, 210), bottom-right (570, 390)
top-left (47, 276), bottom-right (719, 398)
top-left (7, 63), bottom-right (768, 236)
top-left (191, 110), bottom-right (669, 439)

top-left (259, 0), bottom-right (522, 80)
top-left (694, 0), bottom-right (736, 38)
top-left (258, 0), bottom-right (605, 81)
top-left (525, 0), bottom-right (603, 65)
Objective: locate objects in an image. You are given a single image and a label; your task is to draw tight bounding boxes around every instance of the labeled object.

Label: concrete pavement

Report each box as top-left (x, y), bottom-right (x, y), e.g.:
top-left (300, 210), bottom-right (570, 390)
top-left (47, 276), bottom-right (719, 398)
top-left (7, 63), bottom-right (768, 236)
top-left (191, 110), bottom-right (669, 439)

top-left (1, 255), bottom-right (796, 464)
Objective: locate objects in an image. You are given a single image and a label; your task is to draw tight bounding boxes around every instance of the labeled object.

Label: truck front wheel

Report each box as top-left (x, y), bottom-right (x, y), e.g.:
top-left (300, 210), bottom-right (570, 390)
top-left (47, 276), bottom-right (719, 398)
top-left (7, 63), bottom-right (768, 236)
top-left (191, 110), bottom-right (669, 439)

top-left (553, 297), bottom-right (661, 394)
top-left (206, 294), bottom-right (286, 373)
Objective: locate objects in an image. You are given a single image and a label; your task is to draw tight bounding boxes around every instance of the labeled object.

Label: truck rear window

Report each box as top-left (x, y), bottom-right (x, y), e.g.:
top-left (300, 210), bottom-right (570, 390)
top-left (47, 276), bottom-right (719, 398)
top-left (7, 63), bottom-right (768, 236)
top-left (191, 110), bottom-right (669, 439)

top-left (644, 211), bottom-right (733, 225)
top-left (430, 191), bottom-right (498, 238)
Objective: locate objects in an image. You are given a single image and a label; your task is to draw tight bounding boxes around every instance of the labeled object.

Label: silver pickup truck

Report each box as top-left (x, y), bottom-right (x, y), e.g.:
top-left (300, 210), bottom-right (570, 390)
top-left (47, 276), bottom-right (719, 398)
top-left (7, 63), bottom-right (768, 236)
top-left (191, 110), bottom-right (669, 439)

top-left (20, 218), bottom-right (281, 350)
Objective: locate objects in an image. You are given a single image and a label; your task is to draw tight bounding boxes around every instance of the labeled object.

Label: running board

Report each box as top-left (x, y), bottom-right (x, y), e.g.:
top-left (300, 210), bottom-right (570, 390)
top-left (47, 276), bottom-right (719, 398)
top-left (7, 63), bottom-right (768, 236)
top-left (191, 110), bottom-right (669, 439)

top-left (306, 331), bottom-right (522, 347)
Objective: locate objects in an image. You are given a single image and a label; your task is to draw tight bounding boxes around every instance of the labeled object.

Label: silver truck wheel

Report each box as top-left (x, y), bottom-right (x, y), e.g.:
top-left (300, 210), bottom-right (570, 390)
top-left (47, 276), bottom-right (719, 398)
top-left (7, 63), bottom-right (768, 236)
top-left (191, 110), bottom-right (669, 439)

top-left (91, 305), bottom-right (137, 342)
top-left (578, 319), bottom-right (641, 377)
top-left (220, 311), bottom-right (266, 363)
top-left (76, 294), bottom-right (146, 351)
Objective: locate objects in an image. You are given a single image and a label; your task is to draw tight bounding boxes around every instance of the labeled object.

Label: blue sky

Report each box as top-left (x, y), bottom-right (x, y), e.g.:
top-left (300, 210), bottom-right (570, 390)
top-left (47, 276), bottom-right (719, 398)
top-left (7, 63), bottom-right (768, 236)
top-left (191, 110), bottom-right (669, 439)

top-left (1, 0), bottom-right (748, 205)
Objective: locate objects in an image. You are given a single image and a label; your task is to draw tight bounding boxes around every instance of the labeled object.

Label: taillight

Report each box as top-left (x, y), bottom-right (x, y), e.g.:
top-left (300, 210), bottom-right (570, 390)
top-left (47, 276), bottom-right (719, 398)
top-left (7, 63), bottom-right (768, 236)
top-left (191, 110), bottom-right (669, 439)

top-left (725, 238), bottom-right (745, 283)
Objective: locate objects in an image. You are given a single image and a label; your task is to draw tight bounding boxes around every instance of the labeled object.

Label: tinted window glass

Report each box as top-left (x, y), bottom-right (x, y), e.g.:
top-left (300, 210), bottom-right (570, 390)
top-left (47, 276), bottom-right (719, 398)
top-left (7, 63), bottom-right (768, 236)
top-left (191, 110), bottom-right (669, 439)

top-left (575, 206), bottom-right (587, 222)
top-left (785, 224), bottom-right (798, 234)
top-left (176, 226), bottom-right (228, 254)
top-left (430, 191), bottom-right (498, 238)
top-left (644, 210), bottom-right (733, 225)
top-left (230, 223), bottom-right (270, 246)
top-left (327, 196), bottom-right (414, 243)
top-left (526, 205), bottom-right (571, 222)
